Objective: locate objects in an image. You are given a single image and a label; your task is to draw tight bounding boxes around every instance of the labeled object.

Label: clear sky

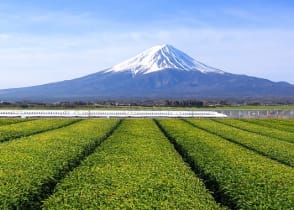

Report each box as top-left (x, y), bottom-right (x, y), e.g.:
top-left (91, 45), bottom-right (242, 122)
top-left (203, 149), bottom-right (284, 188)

top-left (0, 0), bottom-right (294, 88)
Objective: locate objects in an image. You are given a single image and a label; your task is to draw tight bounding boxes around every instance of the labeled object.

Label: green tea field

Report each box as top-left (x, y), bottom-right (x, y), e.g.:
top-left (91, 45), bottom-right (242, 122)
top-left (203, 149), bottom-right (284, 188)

top-left (0, 118), bottom-right (293, 209)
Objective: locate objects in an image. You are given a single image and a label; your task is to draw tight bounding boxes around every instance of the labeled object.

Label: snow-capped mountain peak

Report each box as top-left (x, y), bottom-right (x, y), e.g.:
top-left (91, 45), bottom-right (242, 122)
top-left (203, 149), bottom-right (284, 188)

top-left (108, 44), bottom-right (224, 75)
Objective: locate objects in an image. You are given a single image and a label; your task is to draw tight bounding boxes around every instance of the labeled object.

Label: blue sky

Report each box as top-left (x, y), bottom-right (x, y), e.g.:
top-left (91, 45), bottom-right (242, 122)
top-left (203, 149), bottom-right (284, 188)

top-left (0, 0), bottom-right (294, 88)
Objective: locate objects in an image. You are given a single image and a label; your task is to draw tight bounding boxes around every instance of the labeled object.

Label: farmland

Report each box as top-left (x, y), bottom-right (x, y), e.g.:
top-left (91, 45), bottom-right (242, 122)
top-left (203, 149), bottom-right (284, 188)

top-left (0, 118), bottom-right (293, 209)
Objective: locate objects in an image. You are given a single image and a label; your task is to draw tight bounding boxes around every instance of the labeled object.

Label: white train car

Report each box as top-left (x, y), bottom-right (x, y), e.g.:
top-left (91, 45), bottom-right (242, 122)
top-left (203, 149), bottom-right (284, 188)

top-left (0, 110), bottom-right (227, 118)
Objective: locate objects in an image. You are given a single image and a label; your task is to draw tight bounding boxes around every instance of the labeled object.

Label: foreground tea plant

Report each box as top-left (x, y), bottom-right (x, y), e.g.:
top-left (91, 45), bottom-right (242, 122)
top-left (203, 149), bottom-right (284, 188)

top-left (0, 119), bottom-right (119, 209)
top-left (242, 118), bottom-right (294, 133)
top-left (43, 119), bottom-right (223, 209)
top-left (185, 119), bottom-right (294, 166)
top-left (214, 118), bottom-right (294, 143)
top-left (157, 119), bottom-right (294, 209)
top-left (0, 118), bottom-right (31, 126)
top-left (0, 118), bottom-right (79, 143)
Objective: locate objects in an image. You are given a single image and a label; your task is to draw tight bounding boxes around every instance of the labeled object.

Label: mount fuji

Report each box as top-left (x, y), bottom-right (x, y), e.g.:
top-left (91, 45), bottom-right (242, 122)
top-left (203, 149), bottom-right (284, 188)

top-left (1, 44), bottom-right (294, 101)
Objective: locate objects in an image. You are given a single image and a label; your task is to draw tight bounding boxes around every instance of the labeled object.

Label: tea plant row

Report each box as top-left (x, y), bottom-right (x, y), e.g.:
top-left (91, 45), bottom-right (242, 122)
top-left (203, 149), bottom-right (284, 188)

top-left (43, 119), bottom-right (223, 209)
top-left (0, 119), bottom-right (80, 143)
top-left (157, 119), bottom-right (294, 209)
top-left (0, 118), bottom-right (31, 126)
top-left (214, 118), bottom-right (294, 143)
top-left (242, 118), bottom-right (294, 133)
top-left (0, 119), bottom-right (119, 209)
top-left (185, 119), bottom-right (294, 166)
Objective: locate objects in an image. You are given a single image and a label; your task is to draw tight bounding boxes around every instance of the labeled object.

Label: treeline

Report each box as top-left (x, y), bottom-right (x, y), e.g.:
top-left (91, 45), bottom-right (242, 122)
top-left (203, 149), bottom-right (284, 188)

top-left (0, 98), bottom-right (294, 109)
top-left (164, 100), bottom-right (204, 107)
top-left (0, 100), bottom-right (207, 108)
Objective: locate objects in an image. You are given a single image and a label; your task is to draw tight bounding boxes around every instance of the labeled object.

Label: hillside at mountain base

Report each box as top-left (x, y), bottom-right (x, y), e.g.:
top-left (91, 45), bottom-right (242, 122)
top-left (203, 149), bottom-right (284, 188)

top-left (0, 44), bottom-right (293, 102)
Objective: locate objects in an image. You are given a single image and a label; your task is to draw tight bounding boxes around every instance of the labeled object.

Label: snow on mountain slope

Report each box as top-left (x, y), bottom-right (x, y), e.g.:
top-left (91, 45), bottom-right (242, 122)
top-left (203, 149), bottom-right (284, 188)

top-left (108, 44), bottom-right (225, 75)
